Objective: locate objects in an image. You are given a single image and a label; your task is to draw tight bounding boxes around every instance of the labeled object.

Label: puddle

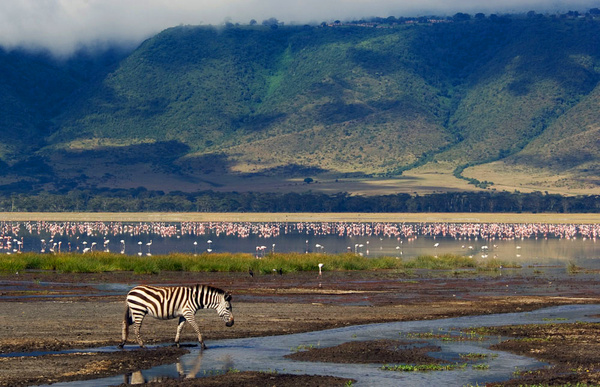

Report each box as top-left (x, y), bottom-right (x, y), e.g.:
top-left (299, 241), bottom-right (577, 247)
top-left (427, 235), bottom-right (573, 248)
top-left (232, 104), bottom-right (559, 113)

top-left (31, 304), bottom-right (599, 387)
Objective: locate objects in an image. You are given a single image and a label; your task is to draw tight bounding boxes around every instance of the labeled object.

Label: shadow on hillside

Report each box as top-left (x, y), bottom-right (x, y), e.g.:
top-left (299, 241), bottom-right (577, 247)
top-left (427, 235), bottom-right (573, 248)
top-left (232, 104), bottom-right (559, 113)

top-left (510, 152), bottom-right (599, 172)
top-left (242, 164), bottom-right (329, 178)
top-left (53, 141), bottom-right (190, 166)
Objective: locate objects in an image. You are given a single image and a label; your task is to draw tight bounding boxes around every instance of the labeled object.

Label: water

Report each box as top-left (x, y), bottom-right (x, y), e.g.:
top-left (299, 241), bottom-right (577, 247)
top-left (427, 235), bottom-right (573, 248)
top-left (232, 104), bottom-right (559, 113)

top-left (30, 304), bottom-right (600, 387)
top-left (1, 220), bottom-right (599, 267)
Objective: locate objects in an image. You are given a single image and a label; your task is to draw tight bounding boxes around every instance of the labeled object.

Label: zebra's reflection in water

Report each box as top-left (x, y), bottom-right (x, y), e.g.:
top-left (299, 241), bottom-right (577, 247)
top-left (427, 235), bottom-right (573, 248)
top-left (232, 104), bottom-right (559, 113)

top-left (123, 351), bottom-right (234, 384)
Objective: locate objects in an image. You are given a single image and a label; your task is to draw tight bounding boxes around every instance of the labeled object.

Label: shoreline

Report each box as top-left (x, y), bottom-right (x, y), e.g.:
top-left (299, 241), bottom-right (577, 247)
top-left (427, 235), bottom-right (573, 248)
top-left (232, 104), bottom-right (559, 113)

top-left (0, 212), bottom-right (599, 223)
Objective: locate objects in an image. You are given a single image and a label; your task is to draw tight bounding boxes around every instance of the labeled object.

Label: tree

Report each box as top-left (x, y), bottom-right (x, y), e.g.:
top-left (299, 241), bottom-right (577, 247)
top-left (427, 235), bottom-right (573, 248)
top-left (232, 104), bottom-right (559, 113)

top-left (453, 13), bottom-right (471, 22)
top-left (262, 17), bottom-right (279, 27)
top-left (304, 177), bottom-right (314, 184)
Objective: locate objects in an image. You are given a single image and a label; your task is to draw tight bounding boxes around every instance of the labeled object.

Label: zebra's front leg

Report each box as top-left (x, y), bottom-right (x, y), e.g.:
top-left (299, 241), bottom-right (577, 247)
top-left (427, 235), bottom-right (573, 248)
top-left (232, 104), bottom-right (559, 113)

top-left (174, 316), bottom-right (186, 347)
top-left (185, 315), bottom-right (206, 350)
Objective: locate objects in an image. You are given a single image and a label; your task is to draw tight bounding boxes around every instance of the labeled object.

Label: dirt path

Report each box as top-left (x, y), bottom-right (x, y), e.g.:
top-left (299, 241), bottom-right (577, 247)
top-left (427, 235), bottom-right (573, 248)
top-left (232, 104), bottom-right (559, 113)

top-left (0, 270), bottom-right (599, 386)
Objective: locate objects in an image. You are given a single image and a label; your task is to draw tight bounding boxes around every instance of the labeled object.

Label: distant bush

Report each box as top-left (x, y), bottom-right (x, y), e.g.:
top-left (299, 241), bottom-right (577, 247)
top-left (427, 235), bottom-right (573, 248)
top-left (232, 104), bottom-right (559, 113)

top-left (1, 189), bottom-right (597, 213)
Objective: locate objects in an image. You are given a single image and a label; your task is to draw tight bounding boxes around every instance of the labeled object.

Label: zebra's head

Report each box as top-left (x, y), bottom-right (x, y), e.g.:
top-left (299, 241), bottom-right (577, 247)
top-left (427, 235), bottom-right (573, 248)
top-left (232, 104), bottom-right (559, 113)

top-left (217, 292), bottom-right (234, 327)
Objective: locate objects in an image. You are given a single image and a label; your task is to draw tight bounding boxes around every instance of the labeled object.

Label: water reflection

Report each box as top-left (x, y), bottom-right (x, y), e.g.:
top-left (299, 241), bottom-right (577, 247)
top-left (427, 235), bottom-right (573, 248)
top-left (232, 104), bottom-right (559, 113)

top-left (123, 351), bottom-right (229, 384)
top-left (1, 220), bottom-right (598, 267)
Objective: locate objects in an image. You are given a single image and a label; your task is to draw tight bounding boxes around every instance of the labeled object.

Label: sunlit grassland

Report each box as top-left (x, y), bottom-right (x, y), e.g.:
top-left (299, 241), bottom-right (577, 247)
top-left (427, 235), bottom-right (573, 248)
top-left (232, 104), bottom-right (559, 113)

top-left (0, 252), bottom-right (511, 275)
top-left (463, 162), bottom-right (600, 196)
top-left (0, 212), bottom-right (597, 224)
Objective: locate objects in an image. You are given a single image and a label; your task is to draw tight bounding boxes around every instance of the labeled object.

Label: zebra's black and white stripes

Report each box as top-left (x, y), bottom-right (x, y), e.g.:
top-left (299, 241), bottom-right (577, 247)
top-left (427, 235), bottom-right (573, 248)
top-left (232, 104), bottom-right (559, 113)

top-left (119, 284), bottom-right (234, 349)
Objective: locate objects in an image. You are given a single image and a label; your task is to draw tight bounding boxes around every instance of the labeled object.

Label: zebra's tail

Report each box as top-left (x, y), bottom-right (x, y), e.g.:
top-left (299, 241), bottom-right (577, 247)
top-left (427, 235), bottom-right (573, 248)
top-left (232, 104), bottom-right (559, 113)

top-left (118, 304), bottom-right (133, 348)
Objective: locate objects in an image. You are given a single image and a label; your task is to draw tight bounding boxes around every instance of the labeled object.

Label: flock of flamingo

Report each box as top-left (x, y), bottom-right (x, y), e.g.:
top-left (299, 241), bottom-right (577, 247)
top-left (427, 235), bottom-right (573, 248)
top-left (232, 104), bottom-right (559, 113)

top-left (0, 220), bottom-right (598, 256)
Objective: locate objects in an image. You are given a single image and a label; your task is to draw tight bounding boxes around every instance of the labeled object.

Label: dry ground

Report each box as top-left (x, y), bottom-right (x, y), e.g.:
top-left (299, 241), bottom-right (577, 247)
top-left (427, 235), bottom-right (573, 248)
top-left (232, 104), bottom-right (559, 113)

top-left (0, 270), bottom-right (599, 386)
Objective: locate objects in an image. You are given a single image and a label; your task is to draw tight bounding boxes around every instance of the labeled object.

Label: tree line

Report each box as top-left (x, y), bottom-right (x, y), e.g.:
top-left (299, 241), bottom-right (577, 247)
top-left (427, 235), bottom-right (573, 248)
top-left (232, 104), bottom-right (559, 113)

top-left (0, 190), bottom-right (597, 213)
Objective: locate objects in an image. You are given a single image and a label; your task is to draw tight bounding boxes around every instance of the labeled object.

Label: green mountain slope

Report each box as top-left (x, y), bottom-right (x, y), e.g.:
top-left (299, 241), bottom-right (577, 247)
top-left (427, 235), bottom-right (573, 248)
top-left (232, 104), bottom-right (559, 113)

top-left (512, 82), bottom-right (600, 171)
top-left (48, 25), bottom-right (457, 174)
top-left (0, 48), bottom-right (128, 162)
top-left (441, 19), bottom-right (600, 165)
top-left (1, 14), bottom-right (599, 195)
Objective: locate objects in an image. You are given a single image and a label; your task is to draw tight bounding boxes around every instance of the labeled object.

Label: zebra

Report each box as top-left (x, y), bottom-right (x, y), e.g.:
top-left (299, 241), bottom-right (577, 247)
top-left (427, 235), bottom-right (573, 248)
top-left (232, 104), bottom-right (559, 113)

top-left (118, 284), bottom-right (234, 349)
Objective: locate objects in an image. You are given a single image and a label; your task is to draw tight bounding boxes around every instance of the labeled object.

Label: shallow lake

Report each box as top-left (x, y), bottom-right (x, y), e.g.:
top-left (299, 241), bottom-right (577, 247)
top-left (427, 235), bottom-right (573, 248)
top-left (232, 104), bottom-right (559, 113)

top-left (1, 220), bottom-right (599, 268)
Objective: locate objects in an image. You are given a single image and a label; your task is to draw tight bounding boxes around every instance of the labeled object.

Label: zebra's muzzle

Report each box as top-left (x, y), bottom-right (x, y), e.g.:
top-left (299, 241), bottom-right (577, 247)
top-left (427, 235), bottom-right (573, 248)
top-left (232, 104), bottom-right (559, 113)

top-left (225, 318), bottom-right (234, 327)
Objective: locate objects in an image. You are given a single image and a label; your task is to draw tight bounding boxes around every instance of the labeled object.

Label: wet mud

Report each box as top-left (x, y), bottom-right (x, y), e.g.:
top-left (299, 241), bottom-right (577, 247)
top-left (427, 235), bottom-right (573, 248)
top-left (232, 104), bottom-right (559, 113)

top-left (117, 371), bottom-right (354, 387)
top-left (285, 339), bottom-right (444, 364)
top-left (0, 269), bottom-right (599, 386)
top-left (484, 322), bottom-right (600, 385)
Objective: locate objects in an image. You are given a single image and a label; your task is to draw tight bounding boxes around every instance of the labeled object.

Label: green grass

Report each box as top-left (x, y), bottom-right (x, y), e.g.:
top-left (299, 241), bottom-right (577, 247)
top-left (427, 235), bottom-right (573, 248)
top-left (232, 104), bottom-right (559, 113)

top-left (0, 252), bottom-right (513, 275)
top-left (402, 254), bottom-right (478, 270)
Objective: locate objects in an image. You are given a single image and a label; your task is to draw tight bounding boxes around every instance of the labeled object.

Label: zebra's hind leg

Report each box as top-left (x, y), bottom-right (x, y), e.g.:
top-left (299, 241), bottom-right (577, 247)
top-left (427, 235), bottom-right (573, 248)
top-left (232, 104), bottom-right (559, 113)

top-left (118, 318), bottom-right (128, 348)
top-left (185, 315), bottom-right (206, 350)
top-left (174, 316), bottom-right (186, 347)
top-left (133, 322), bottom-right (145, 348)
top-left (132, 315), bottom-right (146, 348)
top-left (119, 305), bottom-right (133, 348)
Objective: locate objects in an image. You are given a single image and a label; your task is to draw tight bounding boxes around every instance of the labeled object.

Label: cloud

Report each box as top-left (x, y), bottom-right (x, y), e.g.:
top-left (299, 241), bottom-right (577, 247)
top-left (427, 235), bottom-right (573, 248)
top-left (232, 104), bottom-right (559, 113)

top-left (0, 0), bottom-right (597, 57)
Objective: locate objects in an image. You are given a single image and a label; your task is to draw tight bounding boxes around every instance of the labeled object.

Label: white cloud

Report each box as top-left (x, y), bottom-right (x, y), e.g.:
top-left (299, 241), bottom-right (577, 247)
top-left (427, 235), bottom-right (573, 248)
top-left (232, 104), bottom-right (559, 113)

top-left (0, 0), bottom-right (597, 57)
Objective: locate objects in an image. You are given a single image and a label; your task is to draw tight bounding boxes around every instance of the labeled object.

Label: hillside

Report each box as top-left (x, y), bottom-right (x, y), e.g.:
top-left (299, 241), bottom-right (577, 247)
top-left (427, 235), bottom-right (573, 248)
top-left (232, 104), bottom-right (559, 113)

top-left (1, 13), bottom-right (599, 196)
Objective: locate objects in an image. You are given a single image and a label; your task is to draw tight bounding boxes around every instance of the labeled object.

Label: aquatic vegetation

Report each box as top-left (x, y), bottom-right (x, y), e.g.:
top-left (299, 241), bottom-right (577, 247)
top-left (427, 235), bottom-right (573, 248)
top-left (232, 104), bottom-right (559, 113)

top-left (291, 344), bottom-right (318, 352)
top-left (567, 260), bottom-right (581, 274)
top-left (401, 329), bottom-right (487, 342)
top-left (459, 353), bottom-right (498, 360)
top-left (381, 363), bottom-right (467, 372)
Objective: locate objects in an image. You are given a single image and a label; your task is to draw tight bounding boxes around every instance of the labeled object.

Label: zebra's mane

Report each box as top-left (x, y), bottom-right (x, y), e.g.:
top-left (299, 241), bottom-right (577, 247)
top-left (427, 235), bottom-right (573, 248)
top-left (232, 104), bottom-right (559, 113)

top-left (196, 284), bottom-right (224, 293)
top-left (142, 284), bottom-right (230, 299)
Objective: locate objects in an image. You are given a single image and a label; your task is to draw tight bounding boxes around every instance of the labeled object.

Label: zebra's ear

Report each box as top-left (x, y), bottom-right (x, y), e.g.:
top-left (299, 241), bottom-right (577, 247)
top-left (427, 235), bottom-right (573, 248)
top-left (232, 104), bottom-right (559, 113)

top-left (224, 292), bottom-right (232, 301)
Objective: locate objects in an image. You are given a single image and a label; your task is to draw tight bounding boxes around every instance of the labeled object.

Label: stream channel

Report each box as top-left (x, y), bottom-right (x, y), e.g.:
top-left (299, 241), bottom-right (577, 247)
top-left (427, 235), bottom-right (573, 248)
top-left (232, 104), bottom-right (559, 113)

top-left (26, 304), bottom-right (599, 387)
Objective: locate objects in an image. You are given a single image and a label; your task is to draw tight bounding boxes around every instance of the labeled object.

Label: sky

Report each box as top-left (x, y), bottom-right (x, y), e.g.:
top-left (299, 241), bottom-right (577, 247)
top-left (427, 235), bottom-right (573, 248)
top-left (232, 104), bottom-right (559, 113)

top-left (1, 0), bottom-right (598, 57)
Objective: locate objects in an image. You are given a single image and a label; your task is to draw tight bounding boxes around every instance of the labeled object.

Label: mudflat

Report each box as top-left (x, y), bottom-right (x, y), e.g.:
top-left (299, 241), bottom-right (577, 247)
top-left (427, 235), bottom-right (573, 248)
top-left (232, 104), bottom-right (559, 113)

top-left (0, 269), bottom-right (599, 386)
